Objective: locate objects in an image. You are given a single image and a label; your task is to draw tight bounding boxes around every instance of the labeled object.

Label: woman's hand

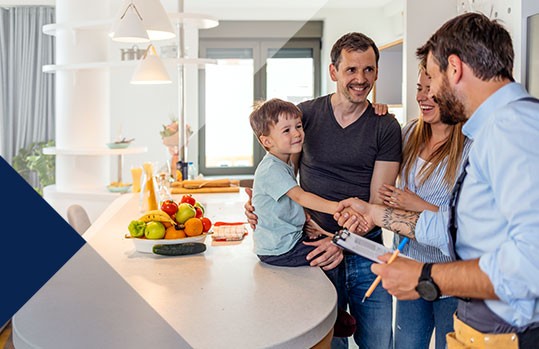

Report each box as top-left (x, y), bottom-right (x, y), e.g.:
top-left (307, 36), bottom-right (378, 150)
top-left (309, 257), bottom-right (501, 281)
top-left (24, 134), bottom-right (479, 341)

top-left (244, 188), bottom-right (259, 230)
top-left (379, 184), bottom-right (437, 212)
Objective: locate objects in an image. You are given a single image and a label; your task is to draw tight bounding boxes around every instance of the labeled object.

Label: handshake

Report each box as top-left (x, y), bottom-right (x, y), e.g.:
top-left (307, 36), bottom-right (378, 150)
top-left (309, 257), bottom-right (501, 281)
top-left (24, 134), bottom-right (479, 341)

top-left (332, 198), bottom-right (375, 235)
top-left (244, 192), bottom-right (377, 236)
top-left (303, 198), bottom-right (376, 239)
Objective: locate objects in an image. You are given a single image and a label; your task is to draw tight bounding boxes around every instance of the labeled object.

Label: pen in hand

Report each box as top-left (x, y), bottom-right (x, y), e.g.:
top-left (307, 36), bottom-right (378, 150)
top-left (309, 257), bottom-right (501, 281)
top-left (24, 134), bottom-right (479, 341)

top-left (362, 237), bottom-right (409, 303)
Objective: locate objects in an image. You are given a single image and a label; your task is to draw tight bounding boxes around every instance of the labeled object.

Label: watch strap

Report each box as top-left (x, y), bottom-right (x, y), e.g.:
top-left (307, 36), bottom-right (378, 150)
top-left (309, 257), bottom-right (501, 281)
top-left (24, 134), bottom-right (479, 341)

top-left (420, 262), bottom-right (434, 281)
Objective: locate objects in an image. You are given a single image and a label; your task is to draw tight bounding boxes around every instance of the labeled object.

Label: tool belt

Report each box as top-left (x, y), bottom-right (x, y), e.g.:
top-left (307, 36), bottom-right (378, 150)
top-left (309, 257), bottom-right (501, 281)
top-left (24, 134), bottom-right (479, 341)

top-left (447, 314), bottom-right (519, 348)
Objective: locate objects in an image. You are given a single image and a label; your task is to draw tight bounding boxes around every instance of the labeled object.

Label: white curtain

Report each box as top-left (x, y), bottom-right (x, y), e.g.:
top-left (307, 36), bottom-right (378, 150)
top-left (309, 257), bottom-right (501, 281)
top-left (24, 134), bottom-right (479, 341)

top-left (0, 6), bottom-right (55, 163)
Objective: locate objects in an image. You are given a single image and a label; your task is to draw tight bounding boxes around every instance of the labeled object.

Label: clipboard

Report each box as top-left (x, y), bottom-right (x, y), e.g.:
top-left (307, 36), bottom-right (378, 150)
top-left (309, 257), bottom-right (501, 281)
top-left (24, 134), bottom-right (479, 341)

top-left (332, 229), bottom-right (396, 263)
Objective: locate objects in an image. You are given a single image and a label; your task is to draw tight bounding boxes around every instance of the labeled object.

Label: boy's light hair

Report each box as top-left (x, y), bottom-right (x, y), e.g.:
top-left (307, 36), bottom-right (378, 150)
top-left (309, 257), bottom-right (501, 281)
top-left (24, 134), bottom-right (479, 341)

top-left (249, 98), bottom-right (302, 139)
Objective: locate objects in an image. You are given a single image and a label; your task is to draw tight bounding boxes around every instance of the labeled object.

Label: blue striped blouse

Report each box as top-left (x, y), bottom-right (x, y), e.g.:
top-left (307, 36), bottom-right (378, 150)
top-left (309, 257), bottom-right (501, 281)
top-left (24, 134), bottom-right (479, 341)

top-left (393, 120), bottom-right (472, 263)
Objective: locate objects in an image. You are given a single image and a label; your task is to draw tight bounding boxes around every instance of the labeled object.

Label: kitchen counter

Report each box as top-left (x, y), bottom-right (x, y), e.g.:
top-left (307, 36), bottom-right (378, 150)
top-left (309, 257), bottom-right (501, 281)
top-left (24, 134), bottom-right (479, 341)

top-left (13, 191), bottom-right (337, 348)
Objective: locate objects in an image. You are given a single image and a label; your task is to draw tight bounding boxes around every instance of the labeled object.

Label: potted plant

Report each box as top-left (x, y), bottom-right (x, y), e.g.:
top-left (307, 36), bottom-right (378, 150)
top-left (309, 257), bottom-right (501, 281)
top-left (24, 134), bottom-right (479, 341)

top-left (12, 140), bottom-right (56, 196)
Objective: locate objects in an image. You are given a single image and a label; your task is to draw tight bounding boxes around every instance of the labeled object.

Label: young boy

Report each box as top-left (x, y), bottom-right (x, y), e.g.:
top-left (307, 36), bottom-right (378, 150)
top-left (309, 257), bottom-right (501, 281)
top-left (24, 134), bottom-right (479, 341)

top-left (249, 98), bottom-right (355, 337)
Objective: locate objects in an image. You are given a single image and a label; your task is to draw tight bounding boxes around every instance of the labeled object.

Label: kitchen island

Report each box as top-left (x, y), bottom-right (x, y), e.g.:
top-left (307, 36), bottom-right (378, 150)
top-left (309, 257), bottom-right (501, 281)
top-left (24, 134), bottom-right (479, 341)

top-left (13, 191), bottom-right (337, 348)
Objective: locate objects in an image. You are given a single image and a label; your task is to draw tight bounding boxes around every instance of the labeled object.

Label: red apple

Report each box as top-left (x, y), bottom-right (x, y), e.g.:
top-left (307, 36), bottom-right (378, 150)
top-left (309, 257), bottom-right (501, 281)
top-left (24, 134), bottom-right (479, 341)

top-left (180, 194), bottom-right (196, 206)
top-left (201, 217), bottom-right (212, 232)
top-left (160, 200), bottom-right (178, 217)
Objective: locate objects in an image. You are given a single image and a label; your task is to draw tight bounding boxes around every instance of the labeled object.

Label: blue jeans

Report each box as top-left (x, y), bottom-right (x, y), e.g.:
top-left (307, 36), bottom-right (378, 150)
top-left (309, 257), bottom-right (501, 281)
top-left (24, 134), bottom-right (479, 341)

top-left (332, 248), bottom-right (393, 349)
top-left (395, 297), bottom-right (457, 349)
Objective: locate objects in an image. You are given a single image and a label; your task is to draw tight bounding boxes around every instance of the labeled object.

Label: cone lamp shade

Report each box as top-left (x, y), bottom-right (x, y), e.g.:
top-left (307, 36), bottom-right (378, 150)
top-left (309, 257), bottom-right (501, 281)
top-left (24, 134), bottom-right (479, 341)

top-left (111, 3), bottom-right (149, 43)
top-left (133, 0), bottom-right (175, 41)
top-left (131, 44), bottom-right (172, 84)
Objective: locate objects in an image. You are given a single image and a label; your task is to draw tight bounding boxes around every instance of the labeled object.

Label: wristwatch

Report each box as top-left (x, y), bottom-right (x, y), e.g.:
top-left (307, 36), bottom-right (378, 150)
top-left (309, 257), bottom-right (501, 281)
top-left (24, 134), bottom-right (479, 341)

top-left (415, 263), bottom-right (441, 301)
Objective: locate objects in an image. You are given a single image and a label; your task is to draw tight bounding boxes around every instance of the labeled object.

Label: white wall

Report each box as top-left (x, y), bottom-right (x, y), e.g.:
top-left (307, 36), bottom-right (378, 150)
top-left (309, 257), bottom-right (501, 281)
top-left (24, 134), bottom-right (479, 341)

top-left (403, 0), bottom-right (539, 122)
top-left (377, 47), bottom-right (403, 105)
top-left (64, 0), bottom-right (539, 181)
top-left (109, 2), bottom-right (405, 181)
top-left (315, 7), bottom-right (402, 95)
top-left (403, 1), bottom-right (456, 122)
top-left (521, 0), bottom-right (539, 82)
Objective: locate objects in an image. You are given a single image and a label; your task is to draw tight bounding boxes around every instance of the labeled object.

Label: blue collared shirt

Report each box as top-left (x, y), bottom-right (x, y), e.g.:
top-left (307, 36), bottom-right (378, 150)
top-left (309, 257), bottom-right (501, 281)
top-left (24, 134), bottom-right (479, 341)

top-left (416, 82), bottom-right (539, 327)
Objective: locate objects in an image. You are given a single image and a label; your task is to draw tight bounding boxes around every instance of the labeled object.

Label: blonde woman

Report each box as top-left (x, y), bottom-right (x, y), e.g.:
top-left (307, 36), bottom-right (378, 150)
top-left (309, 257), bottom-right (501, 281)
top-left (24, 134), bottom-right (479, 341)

top-left (379, 65), bottom-right (471, 349)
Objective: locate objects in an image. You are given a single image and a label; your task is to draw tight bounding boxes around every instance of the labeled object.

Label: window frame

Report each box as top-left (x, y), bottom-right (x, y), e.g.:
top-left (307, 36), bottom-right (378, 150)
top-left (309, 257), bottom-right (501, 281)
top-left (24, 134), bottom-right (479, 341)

top-left (198, 35), bottom-right (321, 176)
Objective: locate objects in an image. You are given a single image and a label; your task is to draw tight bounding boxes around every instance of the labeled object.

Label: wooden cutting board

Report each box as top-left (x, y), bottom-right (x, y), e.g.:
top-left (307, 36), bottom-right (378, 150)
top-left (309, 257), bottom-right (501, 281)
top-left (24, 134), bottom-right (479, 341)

top-left (171, 179), bottom-right (240, 189)
top-left (171, 186), bottom-right (240, 194)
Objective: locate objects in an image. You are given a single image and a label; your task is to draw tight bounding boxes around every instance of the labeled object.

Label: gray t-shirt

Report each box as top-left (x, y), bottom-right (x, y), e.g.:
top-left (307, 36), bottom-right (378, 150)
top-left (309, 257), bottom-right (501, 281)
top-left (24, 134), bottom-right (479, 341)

top-left (298, 94), bottom-right (402, 233)
top-left (252, 153), bottom-right (305, 256)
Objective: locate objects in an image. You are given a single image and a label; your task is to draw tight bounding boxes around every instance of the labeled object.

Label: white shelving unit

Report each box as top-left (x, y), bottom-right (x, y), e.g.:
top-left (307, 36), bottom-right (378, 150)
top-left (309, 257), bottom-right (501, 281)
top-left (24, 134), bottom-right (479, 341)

top-left (43, 0), bottom-right (219, 221)
top-left (42, 19), bottom-right (112, 36)
top-left (42, 13), bottom-right (218, 73)
top-left (168, 12), bottom-right (218, 29)
top-left (42, 57), bottom-right (216, 73)
top-left (44, 146), bottom-right (147, 184)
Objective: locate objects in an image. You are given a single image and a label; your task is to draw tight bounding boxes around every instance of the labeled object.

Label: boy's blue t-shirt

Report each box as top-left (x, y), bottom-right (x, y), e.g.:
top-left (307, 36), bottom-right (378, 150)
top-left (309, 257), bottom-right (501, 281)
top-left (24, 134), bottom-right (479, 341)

top-left (252, 153), bottom-right (305, 256)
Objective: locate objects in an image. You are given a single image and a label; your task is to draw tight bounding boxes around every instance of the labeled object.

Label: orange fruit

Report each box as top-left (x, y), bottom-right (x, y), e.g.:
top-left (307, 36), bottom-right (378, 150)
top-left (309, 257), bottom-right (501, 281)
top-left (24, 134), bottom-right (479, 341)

top-left (184, 218), bottom-right (203, 236)
top-left (164, 225), bottom-right (186, 239)
top-left (162, 221), bottom-right (173, 229)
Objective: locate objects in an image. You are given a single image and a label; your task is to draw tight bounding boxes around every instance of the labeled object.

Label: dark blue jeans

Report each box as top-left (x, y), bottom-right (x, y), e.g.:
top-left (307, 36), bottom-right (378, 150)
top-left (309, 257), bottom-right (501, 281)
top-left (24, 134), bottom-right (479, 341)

top-left (258, 235), bottom-right (340, 286)
top-left (332, 230), bottom-right (393, 349)
top-left (395, 297), bottom-right (457, 349)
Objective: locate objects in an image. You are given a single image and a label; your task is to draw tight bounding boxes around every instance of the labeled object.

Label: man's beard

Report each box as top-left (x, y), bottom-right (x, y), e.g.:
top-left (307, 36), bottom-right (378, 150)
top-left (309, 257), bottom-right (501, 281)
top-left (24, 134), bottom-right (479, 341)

top-left (435, 75), bottom-right (467, 125)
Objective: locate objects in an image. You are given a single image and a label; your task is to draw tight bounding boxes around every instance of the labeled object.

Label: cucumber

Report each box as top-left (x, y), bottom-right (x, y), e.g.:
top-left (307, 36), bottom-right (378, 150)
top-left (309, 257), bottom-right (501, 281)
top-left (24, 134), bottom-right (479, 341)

top-left (152, 242), bottom-right (206, 256)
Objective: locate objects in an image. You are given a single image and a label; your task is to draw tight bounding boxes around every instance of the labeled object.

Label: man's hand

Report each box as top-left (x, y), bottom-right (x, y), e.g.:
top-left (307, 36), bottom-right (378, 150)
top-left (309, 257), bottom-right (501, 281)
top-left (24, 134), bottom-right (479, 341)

top-left (304, 237), bottom-right (343, 270)
top-left (372, 103), bottom-right (389, 115)
top-left (340, 207), bottom-right (372, 233)
top-left (334, 198), bottom-right (374, 233)
top-left (244, 188), bottom-right (258, 230)
top-left (371, 254), bottom-right (423, 300)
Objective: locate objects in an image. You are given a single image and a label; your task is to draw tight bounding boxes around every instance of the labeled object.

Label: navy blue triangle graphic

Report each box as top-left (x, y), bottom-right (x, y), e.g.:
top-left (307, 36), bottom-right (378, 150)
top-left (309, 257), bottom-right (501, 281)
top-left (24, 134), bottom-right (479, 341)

top-left (0, 156), bottom-right (85, 326)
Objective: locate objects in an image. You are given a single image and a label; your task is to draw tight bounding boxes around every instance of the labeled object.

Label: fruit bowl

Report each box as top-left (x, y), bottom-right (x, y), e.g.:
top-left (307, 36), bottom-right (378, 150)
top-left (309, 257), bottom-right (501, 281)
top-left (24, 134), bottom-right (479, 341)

top-left (106, 138), bottom-right (134, 149)
top-left (107, 183), bottom-right (132, 193)
top-left (129, 234), bottom-right (208, 253)
top-left (106, 142), bottom-right (130, 149)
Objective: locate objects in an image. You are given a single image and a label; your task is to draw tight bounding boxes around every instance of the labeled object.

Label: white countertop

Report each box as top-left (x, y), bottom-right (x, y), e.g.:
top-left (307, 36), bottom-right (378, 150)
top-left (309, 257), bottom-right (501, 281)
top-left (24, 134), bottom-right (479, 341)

top-left (13, 192), bottom-right (337, 348)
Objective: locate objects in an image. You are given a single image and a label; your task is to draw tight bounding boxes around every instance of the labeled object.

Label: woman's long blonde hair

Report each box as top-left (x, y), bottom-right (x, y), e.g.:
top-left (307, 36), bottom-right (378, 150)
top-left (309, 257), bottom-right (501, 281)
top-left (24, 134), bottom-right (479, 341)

top-left (401, 65), bottom-right (466, 188)
top-left (401, 119), bottom-right (465, 188)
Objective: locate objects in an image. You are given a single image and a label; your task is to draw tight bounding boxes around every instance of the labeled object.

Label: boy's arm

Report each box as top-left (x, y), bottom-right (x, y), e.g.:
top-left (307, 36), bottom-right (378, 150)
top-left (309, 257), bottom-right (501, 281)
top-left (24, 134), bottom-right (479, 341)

top-left (290, 153), bottom-right (301, 177)
top-left (286, 186), bottom-right (337, 215)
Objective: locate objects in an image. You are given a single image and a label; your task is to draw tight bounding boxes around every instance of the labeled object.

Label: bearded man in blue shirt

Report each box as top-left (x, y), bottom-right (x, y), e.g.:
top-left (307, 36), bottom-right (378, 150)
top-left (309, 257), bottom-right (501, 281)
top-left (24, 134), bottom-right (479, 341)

top-left (335, 12), bottom-right (539, 349)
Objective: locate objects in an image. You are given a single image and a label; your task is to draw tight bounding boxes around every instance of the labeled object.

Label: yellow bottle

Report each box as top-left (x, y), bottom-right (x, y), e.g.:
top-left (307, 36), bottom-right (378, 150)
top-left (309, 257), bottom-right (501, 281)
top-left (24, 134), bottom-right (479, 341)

top-left (130, 166), bottom-right (142, 193)
top-left (140, 162), bottom-right (158, 211)
top-left (146, 175), bottom-right (158, 211)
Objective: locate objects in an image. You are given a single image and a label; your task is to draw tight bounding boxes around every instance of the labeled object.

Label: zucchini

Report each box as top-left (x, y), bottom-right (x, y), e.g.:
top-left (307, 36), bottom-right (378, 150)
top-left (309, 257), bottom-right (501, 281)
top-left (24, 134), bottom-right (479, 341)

top-left (152, 242), bottom-right (206, 256)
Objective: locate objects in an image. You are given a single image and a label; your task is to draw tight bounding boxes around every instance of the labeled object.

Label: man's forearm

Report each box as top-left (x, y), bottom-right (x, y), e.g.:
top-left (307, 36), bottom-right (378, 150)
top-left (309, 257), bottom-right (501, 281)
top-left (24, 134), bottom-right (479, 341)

top-left (371, 204), bottom-right (419, 240)
top-left (433, 259), bottom-right (498, 299)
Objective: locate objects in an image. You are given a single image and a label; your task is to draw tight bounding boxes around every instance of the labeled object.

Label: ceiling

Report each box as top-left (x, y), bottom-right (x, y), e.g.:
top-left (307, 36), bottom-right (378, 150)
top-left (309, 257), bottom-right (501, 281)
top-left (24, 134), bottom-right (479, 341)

top-left (0, 0), bottom-right (401, 22)
top-left (1, 0), bottom-right (396, 9)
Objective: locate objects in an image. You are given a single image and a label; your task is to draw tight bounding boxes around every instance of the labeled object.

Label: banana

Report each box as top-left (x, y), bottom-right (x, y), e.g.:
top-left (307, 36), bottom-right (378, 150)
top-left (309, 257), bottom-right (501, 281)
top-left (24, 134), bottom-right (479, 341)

top-left (138, 210), bottom-right (176, 225)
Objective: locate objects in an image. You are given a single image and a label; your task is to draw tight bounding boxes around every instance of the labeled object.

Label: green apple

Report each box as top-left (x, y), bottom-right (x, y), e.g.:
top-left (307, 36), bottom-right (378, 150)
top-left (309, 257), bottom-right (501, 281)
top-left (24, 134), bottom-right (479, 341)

top-left (194, 202), bottom-right (205, 215)
top-left (175, 203), bottom-right (196, 224)
top-left (144, 221), bottom-right (166, 239)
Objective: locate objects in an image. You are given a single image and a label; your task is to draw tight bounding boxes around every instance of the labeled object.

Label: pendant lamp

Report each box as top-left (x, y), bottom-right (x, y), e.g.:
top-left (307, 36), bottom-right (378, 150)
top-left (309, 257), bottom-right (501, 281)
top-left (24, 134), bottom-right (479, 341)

top-left (111, 2), bottom-right (149, 43)
top-left (131, 44), bottom-right (172, 84)
top-left (111, 0), bottom-right (175, 42)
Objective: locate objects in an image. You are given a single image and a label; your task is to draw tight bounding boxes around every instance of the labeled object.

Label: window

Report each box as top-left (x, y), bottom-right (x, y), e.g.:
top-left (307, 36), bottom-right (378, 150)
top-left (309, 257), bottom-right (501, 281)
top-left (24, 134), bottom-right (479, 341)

top-left (198, 22), bottom-right (321, 176)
